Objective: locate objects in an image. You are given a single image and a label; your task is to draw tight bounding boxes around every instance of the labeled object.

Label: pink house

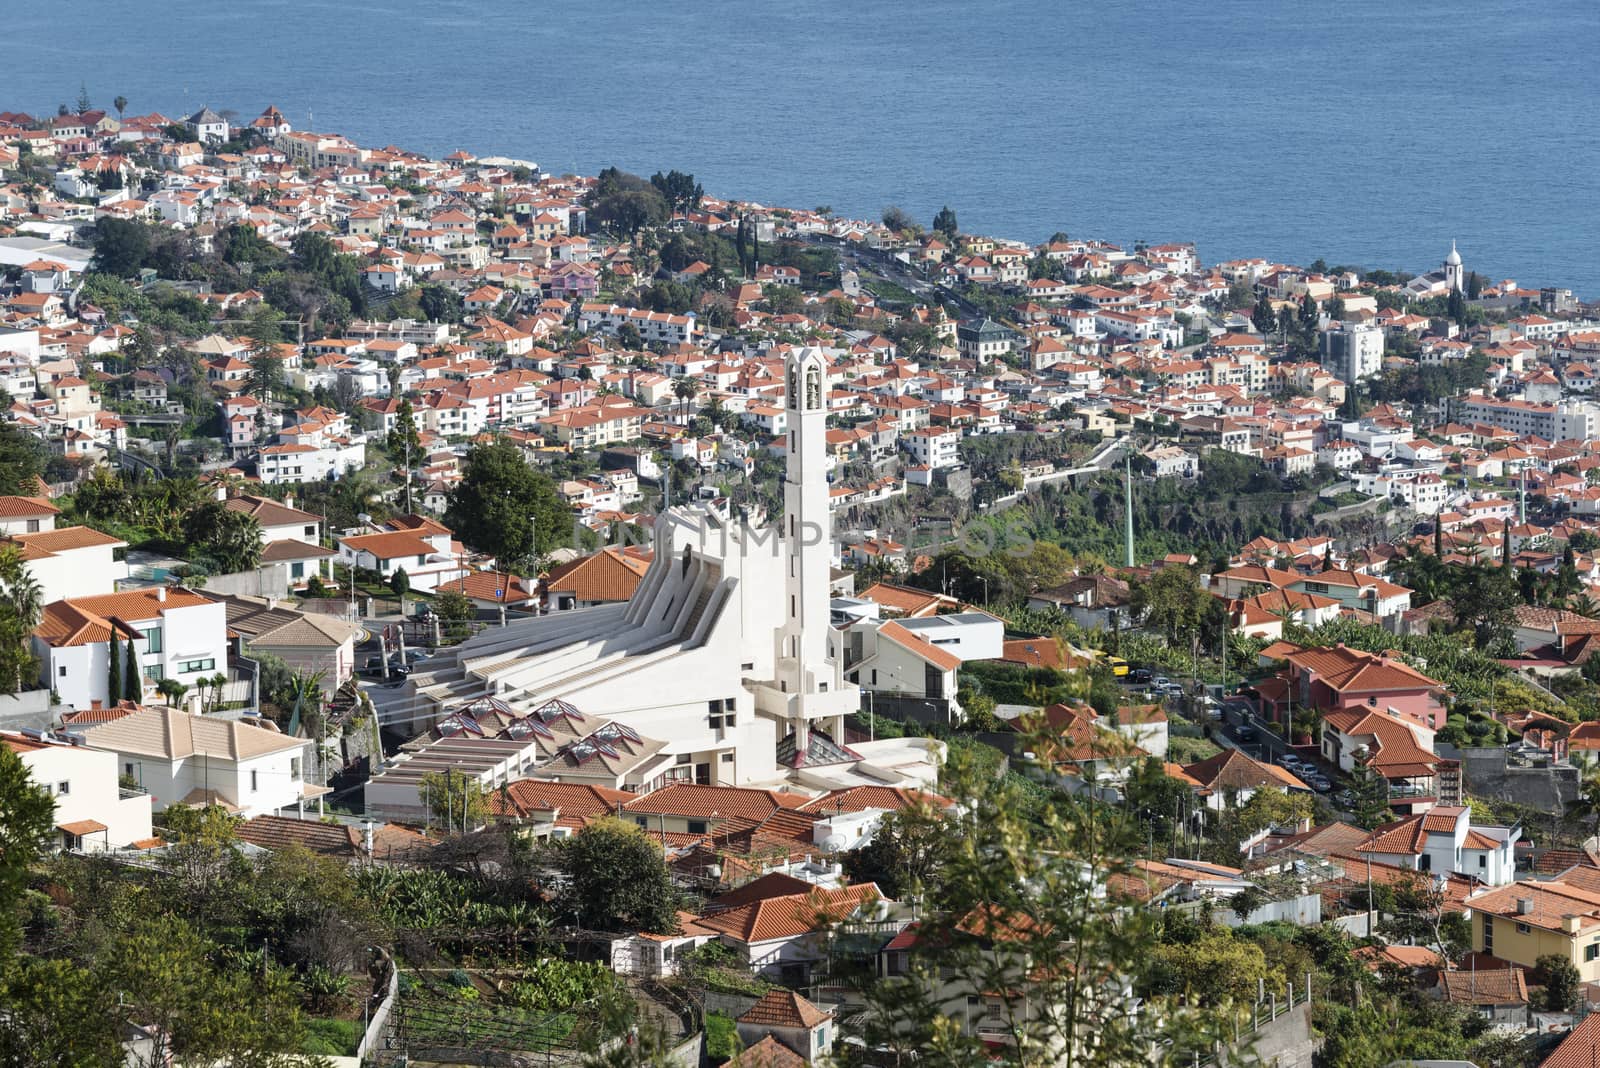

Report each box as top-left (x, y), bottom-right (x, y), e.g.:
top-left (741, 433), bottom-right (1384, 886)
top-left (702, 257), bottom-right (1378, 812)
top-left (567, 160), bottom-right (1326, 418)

top-left (1256, 642), bottom-right (1447, 730)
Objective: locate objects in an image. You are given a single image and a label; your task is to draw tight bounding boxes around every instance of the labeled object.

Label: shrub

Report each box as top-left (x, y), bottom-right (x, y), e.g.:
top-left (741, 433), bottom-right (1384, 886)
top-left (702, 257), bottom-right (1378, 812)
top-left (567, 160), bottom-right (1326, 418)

top-left (300, 1017), bottom-right (362, 1056)
top-left (705, 1013), bottom-right (739, 1059)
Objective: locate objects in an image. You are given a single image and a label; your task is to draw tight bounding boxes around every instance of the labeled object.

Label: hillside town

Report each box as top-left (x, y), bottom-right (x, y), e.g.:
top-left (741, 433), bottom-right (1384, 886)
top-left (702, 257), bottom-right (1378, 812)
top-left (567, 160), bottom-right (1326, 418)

top-left (7, 101), bottom-right (1600, 1067)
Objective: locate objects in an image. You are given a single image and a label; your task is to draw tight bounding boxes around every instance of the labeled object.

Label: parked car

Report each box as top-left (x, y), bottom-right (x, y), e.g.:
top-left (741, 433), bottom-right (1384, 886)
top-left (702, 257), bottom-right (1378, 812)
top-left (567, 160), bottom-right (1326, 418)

top-left (362, 656), bottom-right (411, 678)
top-left (1236, 725), bottom-right (1256, 742)
top-left (1334, 790), bottom-right (1357, 808)
top-left (1129, 668), bottom-right (1153, 685)
top-left (1308, 776), bottom-right (1333, 793)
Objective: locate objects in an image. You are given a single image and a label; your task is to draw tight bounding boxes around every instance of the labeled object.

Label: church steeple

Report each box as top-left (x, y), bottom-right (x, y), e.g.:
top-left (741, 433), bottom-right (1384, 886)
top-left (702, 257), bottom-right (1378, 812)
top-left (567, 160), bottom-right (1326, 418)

top-left (778, 347), bottom-right (833, 699)
top-left (1444, 240), bottom-right (1464, 294)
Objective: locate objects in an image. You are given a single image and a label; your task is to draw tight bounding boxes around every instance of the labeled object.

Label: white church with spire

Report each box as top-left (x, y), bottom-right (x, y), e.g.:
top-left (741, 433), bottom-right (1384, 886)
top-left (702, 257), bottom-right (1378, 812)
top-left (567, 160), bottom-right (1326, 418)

top-left (393, 348), bottom-right (938, 792)
top-left (1404, 240), bottom-right (1467, 299)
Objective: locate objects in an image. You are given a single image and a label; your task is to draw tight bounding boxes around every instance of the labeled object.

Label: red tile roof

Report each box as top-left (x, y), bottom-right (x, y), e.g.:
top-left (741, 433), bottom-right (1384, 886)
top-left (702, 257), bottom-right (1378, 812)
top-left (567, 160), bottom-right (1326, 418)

top-left (737, 988), bottom-right (829, 1029)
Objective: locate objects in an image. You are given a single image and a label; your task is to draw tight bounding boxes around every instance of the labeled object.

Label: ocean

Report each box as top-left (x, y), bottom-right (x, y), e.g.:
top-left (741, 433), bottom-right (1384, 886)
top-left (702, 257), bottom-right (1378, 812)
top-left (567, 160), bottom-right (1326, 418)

top-left (7, 0), bottom-right (1598, 295)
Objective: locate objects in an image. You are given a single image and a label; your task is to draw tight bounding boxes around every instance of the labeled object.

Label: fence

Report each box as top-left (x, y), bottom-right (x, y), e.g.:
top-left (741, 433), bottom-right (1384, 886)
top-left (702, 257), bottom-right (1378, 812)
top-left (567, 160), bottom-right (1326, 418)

top-left (1194, 972), bottom-right (1316, 1067)
top-left (355, 948), bottom-right (398, 1062)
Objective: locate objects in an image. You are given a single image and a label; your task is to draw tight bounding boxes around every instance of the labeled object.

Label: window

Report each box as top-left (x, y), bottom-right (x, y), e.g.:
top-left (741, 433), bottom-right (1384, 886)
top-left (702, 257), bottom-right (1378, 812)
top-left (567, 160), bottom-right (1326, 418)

top-left (250, 770), bottom-right (259, 793)
top-left (141, 627), bottom-right (162, 654)
top-left (58, 664), bottom-right (67, 678)
top-left (676, 754), bottom-right (691, 766)
top-left (304, 525), bottom-right (316, 537)
top-left (686, 820), bottom-right (707, 835)
top-left (143, 665), bottom-right (164, 681)
top-left (1478, 855), bottom-right (1486, 869)
top-left (1516, 922), bottom-right (1531, 935)
top-left (179, 658), bottom-right (216, 673)
top-left (290, 758), bottom-right (301, 781)
top-left (1482, 915), bottom-right (1493, 954)
top-left (56, 781), bottom-right (70, 796)
top-left (635, 817), bottom-right (648, 828)
top-left (721, 753), bottom-right (735, 763)
top-left (124, 762), bottom-right (134, 778)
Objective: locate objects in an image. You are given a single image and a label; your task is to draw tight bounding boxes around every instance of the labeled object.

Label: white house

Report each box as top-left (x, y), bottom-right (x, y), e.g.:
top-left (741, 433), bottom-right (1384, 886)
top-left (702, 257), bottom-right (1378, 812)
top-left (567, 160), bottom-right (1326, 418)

top-left (33, 587), bottom-right (229, 711)
top-left (77, 706), bottom-right (325, 818)
top-left (9, 526), bottom-right (130, 603)
top-left (336, 519), bottom-right (466, 593)
top-left (3, 729), bottom-right (153, 851)
top-left (0, 494), bottom-right (59, 535)
top-left (1353, 806), bottom-right (1518, 886)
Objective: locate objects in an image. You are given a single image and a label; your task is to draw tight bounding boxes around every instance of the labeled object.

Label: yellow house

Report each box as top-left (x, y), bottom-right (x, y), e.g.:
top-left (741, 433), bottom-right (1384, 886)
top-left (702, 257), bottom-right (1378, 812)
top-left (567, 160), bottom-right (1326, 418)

top-left (1467, 876), bottom-right (1600, 982)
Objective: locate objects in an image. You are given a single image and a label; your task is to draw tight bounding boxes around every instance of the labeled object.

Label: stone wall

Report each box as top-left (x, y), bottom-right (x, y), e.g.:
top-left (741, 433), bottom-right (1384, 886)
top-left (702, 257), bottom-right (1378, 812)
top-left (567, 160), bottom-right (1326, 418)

top-left (1460, 747), bottom-right (1580, 811)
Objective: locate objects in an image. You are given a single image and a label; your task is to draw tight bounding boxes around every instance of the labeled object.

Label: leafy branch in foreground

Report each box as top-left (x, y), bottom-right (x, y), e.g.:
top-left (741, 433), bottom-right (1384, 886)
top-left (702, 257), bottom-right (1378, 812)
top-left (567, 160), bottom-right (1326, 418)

top-left (831, 729), bottom-right (1242, 1067)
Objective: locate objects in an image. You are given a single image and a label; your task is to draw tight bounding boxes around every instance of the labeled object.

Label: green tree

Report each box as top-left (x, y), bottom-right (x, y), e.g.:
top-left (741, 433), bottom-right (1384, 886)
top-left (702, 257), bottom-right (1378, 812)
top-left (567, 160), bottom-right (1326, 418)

top-left (185, 502), bottom-right (263, 573)
top-left (1538, 953), bottom-right (1581, 1011)
top-left (932, 205), bottom-right (959, 240)
top-left (1250, 299), bottom-right (1276, 337)
top-left (588, 167), bottom-right (669, 236)
top-left (1129, 565), bottom-right (1209, 650)
top-left (106, 634), bottom-right (121, 704)
top-left (444, 440), bottom-right (572, 572)
top-left (0, 543), bottom-right (42, 693)
top-left (557, 817), bottom-right (679, 934)
top-left (123, 635), bottom-right (138, 704)
top-left (0, 956), bottom-right (120, 1067)
top-left (90, 216), bottom-right (149, 277)
top-left (647, 169), bottom-right (703, 213)
top-left (841, 737), bottom-right (1229, 1065)
top-left (432, 588), bottom-right (474, 622)
top-left (882, 205), bottom-right (915, 234)
top-left (841, 800), bottom-right (957, 902)
top-left (242, 305), bottom-right (287, 418)
top-left (420, 769), bottom-right (488, 832)
top-left (0, 742), bottom-right (54, 958)
top-left (389, 566), bottom-right (410, 601)
top-left (1346, 754), bottom-right (1392, 830)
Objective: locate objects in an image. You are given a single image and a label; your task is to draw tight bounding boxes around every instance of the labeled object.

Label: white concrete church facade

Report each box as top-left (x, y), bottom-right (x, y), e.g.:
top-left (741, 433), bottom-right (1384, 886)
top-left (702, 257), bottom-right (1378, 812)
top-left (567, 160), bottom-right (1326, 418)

top-left (397, 349), bottom-right (930, 791)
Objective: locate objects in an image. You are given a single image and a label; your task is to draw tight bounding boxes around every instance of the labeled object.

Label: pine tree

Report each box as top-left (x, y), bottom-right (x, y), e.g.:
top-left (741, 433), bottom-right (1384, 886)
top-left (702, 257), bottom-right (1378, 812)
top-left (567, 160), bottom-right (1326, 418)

top-left (106, 639), bottom-right (121, 705)
top-left (1251, 300), bottom-right (1276, 337)
top-left (124, 637), bottom-right (138, 702)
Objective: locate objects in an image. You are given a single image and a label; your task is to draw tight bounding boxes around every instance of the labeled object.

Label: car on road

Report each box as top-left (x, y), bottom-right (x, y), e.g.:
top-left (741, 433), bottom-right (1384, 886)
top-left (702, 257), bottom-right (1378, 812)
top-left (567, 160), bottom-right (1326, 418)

top-left (1307, 775), bottom-right (1333, 793)
top-left (1279, 754), bottom-right (1303, 770)
top-left (361, 655), bottom-right (411, 679)
top-left (1236, 725), bottom-right (1256, 742)
top-left (1129, 668), bottom-right (1153, 685)
top-left (1334, 790), bottom-right (1356, 808)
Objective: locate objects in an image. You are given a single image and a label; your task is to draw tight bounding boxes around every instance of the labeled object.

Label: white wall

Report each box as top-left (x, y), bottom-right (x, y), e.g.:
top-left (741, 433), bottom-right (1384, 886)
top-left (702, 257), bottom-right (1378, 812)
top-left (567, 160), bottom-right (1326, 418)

top-left (117, 744), bottom-right (311, 818)
top-left (23, 743), bottom-right (152, 849)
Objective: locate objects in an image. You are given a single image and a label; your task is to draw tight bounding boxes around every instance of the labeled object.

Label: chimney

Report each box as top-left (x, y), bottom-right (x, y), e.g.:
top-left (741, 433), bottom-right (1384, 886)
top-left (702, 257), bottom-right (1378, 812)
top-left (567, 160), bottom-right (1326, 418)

top-left (156, 587), bottom-right (167, 603)
top-left (360, 819), bottom-right (375, 855)
top-left (1515, 897), bottom-right (1534, 915)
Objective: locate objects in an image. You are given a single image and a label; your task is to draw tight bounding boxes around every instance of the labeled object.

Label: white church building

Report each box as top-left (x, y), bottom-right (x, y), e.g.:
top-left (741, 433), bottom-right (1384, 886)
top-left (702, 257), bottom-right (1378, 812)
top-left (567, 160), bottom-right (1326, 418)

top-left (395, 349), bottom-right (940, 792)
top-left (1403, 241), bottom-right (1466, 300)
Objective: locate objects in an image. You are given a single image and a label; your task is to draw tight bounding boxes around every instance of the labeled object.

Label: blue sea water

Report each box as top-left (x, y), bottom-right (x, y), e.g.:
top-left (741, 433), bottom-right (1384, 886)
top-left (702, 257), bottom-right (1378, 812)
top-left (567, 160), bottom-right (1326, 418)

top-left (6, 1), bottom-right (1598, 294)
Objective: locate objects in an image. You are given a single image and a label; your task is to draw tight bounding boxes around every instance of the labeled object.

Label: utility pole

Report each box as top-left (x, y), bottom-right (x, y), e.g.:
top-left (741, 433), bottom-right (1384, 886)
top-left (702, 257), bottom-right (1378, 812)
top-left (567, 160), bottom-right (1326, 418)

top-left (1123, 452), bottom-right (1135, 568)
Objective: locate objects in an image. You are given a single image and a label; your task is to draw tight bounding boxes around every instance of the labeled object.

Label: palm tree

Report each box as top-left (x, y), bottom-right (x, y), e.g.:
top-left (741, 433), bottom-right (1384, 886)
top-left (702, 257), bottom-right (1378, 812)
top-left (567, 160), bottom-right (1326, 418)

top-left (113, 95), bottom-right (128, 120)
top-left (1571, 594), bottom-right (1600, 619)
top-left (0, 545), bottom-right (44, 629)
top-left (672, 377), bottom-right (697, 421)
top-left (0, 545), bottom-right (42, 695)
